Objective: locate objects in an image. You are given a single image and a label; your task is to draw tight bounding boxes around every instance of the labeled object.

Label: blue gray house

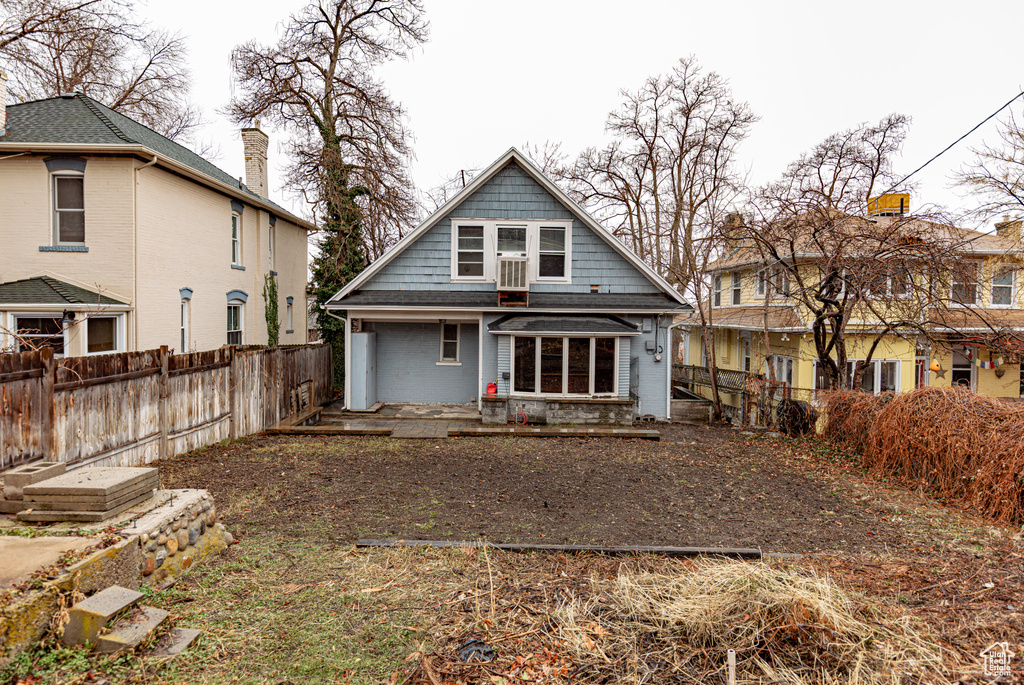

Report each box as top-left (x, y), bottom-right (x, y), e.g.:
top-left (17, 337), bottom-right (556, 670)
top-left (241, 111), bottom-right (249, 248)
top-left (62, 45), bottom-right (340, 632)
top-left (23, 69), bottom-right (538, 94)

top-left (325, 148), bottom-right (690, 424)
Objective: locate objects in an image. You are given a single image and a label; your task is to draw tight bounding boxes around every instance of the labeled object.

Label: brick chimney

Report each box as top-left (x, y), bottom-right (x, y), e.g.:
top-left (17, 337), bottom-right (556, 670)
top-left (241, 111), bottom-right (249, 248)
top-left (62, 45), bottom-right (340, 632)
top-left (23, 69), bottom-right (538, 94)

top-left (995, 215), bottom-right (1022, 241)
top-left (722, 213), bottom-right (745, 253)
top-left (240, 120), bottom-right (268, 197)
top-left (0, 69), bottom-right (8, 135)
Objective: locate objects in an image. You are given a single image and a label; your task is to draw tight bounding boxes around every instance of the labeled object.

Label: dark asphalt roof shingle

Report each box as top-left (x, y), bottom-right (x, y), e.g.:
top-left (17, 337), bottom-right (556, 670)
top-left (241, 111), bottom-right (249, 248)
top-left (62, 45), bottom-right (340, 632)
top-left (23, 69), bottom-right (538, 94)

top-left (487, 315), bottom-right (640, 334)
top-left (0, 276), bottom-right (127, 305)
top-left (3, 94), bottom-right (294, 217)
top-left (333, 289), bottom-right (688, 311)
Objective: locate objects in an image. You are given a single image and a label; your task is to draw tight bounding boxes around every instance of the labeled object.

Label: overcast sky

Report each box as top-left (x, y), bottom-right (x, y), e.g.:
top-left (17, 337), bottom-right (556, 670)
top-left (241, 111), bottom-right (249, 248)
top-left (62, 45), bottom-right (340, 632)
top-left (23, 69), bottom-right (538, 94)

top-left (145, 0), bottom-right (1024, 231)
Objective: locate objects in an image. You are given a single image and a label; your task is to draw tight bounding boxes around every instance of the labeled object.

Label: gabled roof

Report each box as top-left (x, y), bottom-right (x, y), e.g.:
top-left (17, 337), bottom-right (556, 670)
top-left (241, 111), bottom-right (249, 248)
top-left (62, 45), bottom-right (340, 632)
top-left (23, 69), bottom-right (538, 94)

top-left (328, 147), bottom-right (689, 307)
top-left (0, 276), bottom-right (127, 306)
top-left (1, 94), bottom-right (312, 229)
top-left (679, 300), bottom-right (806, 331)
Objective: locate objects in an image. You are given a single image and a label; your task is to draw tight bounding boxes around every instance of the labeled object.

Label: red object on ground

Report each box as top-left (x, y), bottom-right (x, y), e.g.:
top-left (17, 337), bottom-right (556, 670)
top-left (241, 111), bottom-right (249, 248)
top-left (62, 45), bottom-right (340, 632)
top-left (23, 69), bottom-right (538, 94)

top-left (486, 382), bottom-right (498, 395)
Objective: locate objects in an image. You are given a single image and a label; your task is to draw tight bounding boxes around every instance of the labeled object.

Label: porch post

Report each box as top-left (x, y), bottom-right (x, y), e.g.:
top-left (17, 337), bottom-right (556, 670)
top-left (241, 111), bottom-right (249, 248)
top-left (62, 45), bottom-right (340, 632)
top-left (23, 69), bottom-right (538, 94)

top-left (478, 313), bottom-right (484, 411)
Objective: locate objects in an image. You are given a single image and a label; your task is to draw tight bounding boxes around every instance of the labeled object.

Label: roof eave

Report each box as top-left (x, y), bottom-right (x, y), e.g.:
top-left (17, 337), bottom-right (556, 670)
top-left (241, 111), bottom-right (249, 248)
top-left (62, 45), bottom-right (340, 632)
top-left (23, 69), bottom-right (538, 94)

top-left (0, 142), bottom-right (314, 230)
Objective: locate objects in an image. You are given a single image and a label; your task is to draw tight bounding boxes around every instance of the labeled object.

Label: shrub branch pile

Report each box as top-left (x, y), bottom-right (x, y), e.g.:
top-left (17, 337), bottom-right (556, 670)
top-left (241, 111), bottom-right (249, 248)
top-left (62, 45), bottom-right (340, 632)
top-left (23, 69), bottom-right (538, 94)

top-left (822, 386), bottom-right (1024, 523)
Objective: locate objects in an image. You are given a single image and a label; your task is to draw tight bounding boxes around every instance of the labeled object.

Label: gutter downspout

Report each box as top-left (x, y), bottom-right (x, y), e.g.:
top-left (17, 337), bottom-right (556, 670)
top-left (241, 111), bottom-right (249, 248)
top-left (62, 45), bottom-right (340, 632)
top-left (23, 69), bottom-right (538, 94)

top-left (325, 308), bottom-right (349, 410)
top-left (133, 154), bottom-right (158, 350)
top-left (665, 318), bottom-right (687, 423)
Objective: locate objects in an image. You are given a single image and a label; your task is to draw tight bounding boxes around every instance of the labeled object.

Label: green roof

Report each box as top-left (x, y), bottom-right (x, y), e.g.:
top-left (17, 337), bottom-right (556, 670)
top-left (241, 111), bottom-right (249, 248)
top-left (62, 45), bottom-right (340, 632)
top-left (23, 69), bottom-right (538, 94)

top-left (2, 94), bottom-right (295, 218)
top-left (0, 276), bottom-right (127, 306)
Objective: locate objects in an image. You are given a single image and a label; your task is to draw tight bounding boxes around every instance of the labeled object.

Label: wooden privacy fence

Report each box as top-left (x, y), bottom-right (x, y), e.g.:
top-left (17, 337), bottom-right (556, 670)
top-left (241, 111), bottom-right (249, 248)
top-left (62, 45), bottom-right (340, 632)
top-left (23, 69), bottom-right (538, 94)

top-left (0, 344), bottom-right (332, 471)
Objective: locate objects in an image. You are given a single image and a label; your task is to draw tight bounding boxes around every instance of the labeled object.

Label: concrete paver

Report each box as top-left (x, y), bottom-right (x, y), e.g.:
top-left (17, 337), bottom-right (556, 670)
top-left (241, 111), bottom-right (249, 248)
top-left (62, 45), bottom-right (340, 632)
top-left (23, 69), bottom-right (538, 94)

top-left (0, 535), bottom-right (96, 588)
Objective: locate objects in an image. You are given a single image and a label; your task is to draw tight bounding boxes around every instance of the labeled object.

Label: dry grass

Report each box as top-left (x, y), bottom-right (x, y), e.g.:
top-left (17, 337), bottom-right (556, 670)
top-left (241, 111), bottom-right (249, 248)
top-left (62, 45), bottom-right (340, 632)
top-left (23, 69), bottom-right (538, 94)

top-left (551, 559), bottom-right (942, 685)
top-left (822, 387), bottom-right (1024, 523)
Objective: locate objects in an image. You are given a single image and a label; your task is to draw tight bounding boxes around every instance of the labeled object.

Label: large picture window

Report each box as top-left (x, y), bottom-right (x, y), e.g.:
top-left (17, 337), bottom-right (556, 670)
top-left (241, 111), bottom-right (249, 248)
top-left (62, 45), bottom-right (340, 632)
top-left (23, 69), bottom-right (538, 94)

top-left (52, 172), bottom-right (85, 243)
top-left (511, 336), bottom-right (618, 395)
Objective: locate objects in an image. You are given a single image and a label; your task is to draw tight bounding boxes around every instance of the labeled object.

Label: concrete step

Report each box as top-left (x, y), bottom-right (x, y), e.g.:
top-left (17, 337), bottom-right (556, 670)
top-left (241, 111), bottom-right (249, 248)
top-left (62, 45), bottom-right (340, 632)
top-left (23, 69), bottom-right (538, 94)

top-left (63, 586), bottom-right (145, 648)
top-left (95, 605), bottom-right (170, 654)
top-left (145, 627), bottom-right (202, 658)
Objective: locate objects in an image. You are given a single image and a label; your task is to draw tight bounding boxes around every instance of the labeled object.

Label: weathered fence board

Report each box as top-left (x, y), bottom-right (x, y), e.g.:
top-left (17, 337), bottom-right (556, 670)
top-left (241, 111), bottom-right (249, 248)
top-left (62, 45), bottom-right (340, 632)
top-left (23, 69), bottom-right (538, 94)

top-left (0, 344), bottom-right (332, 470)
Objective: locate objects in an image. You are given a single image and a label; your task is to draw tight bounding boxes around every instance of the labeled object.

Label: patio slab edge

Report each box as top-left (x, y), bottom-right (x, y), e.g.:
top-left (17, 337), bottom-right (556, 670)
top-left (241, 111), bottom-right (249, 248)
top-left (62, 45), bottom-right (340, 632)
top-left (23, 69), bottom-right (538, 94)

top-left (356, 538), bottom-right (761, 559)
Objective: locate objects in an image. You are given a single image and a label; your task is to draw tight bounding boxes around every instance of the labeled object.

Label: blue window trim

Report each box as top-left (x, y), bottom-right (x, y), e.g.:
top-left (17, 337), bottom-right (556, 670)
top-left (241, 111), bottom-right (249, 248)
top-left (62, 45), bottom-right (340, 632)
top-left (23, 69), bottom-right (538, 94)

top-left (231, 264), bottom-right (246, 271)
top-left (230, 200), bottom-right (244, 214)
top-left (44, 157), bottom-right (87, 173)
top-left (39, 245), bottom-right (88, 252)
top-left (286, 296), bottom-right (294, 304)
top-left (179, 287), bottom-right (193, 300)
top-left (269, 215), bottom-right (277, 227)
top-left (226, 289), bottom-right (248, 303)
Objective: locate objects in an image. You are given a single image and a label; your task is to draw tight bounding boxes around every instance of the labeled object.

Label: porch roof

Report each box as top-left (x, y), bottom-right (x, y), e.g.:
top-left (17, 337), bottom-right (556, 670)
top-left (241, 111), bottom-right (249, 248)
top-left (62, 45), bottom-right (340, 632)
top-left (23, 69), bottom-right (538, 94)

top-left (0, 276), bottom-right (127, 306)
top-left (487, 314), bottom-right (640, 335)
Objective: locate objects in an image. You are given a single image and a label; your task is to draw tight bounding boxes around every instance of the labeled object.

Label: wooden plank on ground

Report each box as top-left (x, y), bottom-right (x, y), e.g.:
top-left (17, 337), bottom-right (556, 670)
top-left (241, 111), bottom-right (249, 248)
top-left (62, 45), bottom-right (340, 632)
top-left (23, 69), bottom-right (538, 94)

top-left (356, 539), bottom-right (762, 559)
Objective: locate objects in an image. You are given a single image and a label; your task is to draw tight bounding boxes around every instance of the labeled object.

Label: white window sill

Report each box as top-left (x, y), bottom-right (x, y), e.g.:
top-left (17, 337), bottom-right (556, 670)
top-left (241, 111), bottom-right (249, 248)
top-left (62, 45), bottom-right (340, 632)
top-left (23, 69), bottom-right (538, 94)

top-left (436, 361), bottom-right (462, 366)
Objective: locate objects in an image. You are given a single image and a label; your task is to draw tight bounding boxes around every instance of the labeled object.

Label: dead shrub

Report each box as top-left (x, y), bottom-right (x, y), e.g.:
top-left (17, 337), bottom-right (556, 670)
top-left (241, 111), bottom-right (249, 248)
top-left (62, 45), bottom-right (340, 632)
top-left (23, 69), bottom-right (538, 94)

top-left (821, 386), bottom-right (1024, 524)
top-left (553, 559), bottom-right (940, 685)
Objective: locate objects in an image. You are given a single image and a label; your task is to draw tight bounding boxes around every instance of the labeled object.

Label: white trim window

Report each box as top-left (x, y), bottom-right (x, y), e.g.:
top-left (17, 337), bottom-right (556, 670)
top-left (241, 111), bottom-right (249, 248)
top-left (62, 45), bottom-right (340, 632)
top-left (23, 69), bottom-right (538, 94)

top-left (712, 274), bottom-right (722, 307)
top-left (227, 301), bottom-right (244, 345)
top-left (740, 331), bottom-right (752, 372)
top-left (231, 212), bottom-right (242, 266)
top-left (755, 267), bottom-right (789, 299)
top-left (951, 261), bottom-right (981, 305)
top-left (454, 224), bottom-right (485, 278)
top-left (286, 302), bottom-right (293, 332)
top-left (85, 315), bottom-right (123, 355)
top-left (991, 265), bottom-right (1015, 307)
top-left (451, 220), bottom-right (573, 284)
top-left (180, 299), bottom-right (190, 352)
top-left (13, 314), bottom-right (66, 356)
top-left (511, 336), bottom-right (617, 396)
top-left (268, 224), bottom-right (276, 271)
top-left (52, 171), bottom-right (85, 244)
top-left (771, 354), bottom-right (793, 385)
top-left (439, 322), bottom-right (460, 364)
top-left (731, 271), bottom-right (742, 305)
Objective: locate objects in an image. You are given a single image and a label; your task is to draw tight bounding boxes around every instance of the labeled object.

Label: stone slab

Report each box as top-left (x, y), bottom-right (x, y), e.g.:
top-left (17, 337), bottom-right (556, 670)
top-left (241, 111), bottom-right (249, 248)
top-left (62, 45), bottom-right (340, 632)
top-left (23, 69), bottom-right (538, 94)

top-left (95, 605), bottom-right (169, 654)
top-left (26, 474), bottom-right (158, 504)
top-left (24, 487), bottom-right (157, 512)
top-left (63, 586), bottom-right (144, 647)
top-left (23, 468), bottom-right (158, 498)
top-left (0, 536), bottom-right (96, 588)
top-left (0, 498), bottom-right (28, 514)
top-left (3, 462), bottom-right (66, 500)
top-left (119, 489), bottom-right (208, 537)
top-left (18, 490), bottom-right (157, 522)
top-left (147, 627), bottom-right (201, 657)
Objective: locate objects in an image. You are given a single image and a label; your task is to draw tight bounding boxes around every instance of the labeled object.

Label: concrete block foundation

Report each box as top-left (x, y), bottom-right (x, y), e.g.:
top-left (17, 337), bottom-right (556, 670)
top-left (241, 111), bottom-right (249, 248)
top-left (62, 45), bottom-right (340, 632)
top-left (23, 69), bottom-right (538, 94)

top-left (482, 396), bottom-right (634, 426)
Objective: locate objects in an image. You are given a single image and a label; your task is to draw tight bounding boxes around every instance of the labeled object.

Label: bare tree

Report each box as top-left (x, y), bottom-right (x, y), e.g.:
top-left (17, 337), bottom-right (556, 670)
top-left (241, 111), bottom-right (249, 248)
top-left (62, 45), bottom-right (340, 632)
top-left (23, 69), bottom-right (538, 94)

top-left (561, 56), bottom-right (757, 289)
top-left (227, 0), bottom-right (427, 383)
top-left (0, 0), bottom-right (204, 144)
top-left (745, 114), bottom-right (1000, 390)
top-left (956, 104), bottom-right (1024, 219)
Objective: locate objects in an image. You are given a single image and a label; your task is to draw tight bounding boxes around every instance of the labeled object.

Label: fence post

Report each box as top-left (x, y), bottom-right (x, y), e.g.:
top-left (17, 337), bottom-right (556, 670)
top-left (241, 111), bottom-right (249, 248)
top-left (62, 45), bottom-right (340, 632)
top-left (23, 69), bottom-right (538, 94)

top-left (40, 348), bottom-right (55, 459)
top-left (158, 346), bottom-right (169, 460)
top-left (228, 346), bottom-right (238, 440)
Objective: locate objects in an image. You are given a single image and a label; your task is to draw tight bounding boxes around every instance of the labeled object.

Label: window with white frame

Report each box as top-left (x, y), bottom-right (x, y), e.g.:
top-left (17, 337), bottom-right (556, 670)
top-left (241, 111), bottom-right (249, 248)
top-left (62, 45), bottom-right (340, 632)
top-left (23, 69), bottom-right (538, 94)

top-left (268, 224), bottom-right (276, 271)
top-left (451, 220), bottom-right (573, 283)
top-left (455, 224), bottom-right (485, 277)
top-left (712, 274), bottom-right (722, 307)
top-left (740, 331), bottom-right (751, 372)
top-left (286, 302), bottom-right (293, 332)
top-left (538, 226), bottom-right (567, 278)
top-left (951, 261), bottom-right (980, 305)
top-left (227, 301), bottom-right (243, 345)
top-left (771, 354), bottom-right (793, 385)
top-left (992, 265), bottom-right (1015, 306)
top-left (180, 299), bottom-right (189, 352)
top-left (813, 359), bottom-right (899, 394)
top-left (231, 212), bottom-right (242, 265)
top-left (756, 267), bottom-right (789, 298)
top-left (511, 336), bottom-right (617, 395)
top-left (731, 271), bottom-right (741, 305)
top-left (52, 171), bottom-right (85, 244)
top-left (86, 315), bottom-right (121, 354)
top-left (439, 323), bottom-right (460, 363)
top-left (14, 315), bottom-right (66, 355)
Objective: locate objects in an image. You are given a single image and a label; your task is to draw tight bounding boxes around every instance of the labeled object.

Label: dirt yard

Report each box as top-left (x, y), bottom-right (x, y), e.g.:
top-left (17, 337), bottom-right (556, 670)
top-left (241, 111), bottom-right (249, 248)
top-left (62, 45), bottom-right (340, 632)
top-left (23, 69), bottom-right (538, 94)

top-left (157, 424), bottom-right (994, 555)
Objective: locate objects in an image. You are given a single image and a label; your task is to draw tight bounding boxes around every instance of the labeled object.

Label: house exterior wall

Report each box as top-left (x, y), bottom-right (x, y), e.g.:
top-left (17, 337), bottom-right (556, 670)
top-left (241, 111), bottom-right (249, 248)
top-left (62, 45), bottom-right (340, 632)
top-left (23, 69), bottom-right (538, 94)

top-left (0, 154), bottom-right (307, 355)
top-left (364, 321), bottom-right (479, 404)
top-left (366, 162), bottom-right (660, 295)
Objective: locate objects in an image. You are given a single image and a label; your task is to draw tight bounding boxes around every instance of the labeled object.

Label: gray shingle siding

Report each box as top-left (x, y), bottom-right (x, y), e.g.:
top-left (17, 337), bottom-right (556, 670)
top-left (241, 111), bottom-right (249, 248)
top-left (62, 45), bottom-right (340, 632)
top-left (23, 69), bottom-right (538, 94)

top-left (364, 321), bottom-right (479, 403)
top-left (625, 315), bottom-right (671, 418)
top-left (364, 161), bottom-right (660, 295)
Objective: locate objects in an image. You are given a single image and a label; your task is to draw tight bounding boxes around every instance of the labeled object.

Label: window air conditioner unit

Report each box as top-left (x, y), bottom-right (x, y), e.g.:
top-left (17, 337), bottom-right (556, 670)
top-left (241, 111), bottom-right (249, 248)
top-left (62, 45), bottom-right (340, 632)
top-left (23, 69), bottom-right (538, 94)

top-left (497, 256), bottom-right (529, 291)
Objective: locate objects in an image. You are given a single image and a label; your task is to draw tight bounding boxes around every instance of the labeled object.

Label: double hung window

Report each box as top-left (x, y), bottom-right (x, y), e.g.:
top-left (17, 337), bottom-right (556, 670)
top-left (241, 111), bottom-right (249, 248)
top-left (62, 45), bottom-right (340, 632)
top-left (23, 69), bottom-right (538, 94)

top-left (951, 262), bottom-right (980, 305)
top-left (439, 323), bottom-right (460, 363)
top-left (227, 303), bottom-right (243, 345)
top-left (451, 220), bottom-right (572, 283)
top-left (14, 315), bottom-right (65, 355)
top-left (992, 266), bottom-right (1015, 306)
top-left (231, 213), bottom-right (242, 266)
top-left (456, 225), bottom-right (485, 277)
top-left (52, 172), bottom-right (85, 244)
top-left (731, 271), bottom-right (742, 305)
top-left (538, 227), bottom-right (566, 278)
top-left (713, 274), bottom-right (722, 306)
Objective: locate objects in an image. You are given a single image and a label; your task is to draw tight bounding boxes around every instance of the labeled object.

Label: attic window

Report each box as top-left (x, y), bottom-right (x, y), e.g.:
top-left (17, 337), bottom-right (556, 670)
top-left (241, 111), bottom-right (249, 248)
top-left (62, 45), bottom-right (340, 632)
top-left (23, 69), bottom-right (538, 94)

top-left (456, 225), bottom-right (484, 277)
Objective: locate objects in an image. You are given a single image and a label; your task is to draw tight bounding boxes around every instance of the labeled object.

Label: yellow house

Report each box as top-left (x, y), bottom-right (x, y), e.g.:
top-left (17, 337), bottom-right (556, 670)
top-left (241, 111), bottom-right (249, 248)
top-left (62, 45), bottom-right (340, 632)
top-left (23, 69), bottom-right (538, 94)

top-left (680, 202), bottom-right (1023, 409)
top-left (0, 85), bottom-right (313, 357)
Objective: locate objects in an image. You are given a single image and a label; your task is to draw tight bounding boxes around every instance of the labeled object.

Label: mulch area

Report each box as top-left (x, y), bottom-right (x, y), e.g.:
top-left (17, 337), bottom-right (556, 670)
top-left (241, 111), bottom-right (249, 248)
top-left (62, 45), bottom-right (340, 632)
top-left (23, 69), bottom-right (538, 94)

top-left (157, 424), bottom-right (999, 555)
